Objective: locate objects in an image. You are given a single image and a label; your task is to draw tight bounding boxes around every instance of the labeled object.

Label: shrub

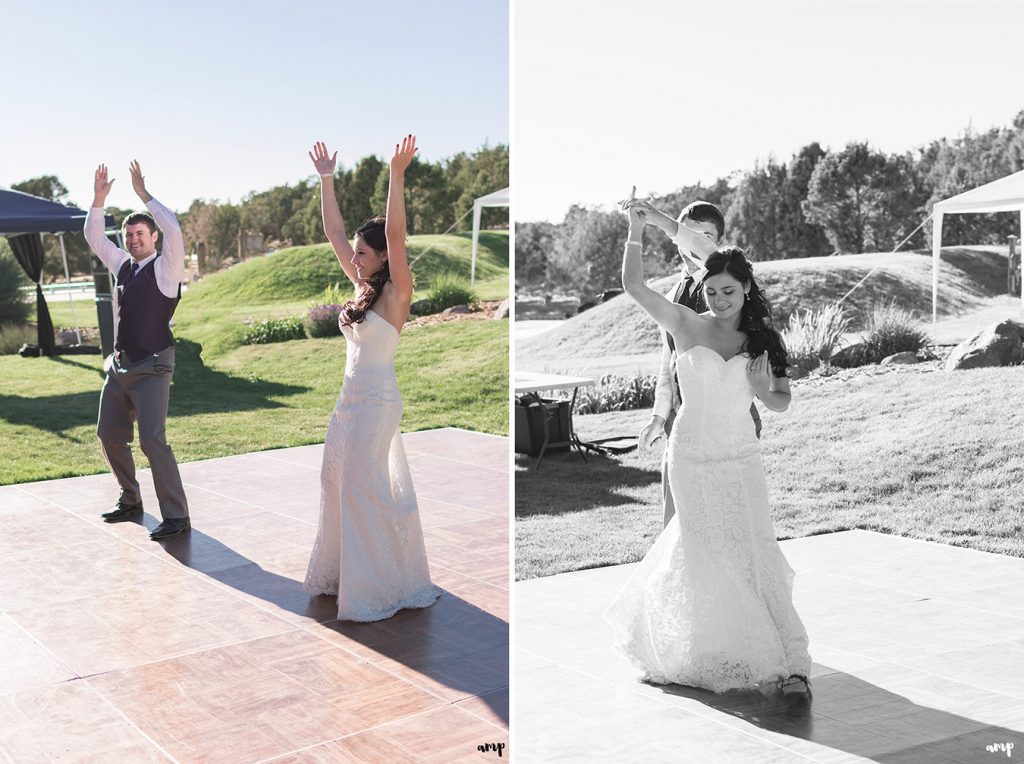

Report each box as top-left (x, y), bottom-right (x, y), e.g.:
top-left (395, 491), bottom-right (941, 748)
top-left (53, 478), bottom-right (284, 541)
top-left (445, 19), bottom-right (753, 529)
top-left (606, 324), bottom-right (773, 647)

top-left (318, 281), bottom-right (350, 306)
top-left (242, 316), bottom-right (305, 345)
top-left (0, 252), bottom-right (31, 325)
top-left (859, 302), bottom-right (930, 363)
top-left (782, 302), bottom-right (851, 377)
top-left (428, 272), bottom-right (478, 313)
top-left (0, 323), bottom-right (35, 355)
top-left (304, 302), bottom-right (343, 338)
top-left (574, 372), bottom-right (657, 415)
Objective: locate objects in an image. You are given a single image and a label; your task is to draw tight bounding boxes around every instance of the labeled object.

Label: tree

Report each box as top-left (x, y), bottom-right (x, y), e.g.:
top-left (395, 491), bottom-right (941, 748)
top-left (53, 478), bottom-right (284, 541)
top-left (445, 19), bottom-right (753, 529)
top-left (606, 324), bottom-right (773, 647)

top-left (203, 203), bottom-right (238, 265)
top-left (346, 155), bottom-right (386, 227)
top-left (779, 143), bottom-right (831, 259)
top-left (183, 200), bottom-right (218, 272)
top-left (449, 143), bottom-right (509, 231)
top-left (803, 142), bottom-right (921, 254)
top-left (548, 205), bottom-right (628, 293)
top-left (372, 157), bottom-right (452, 235)
top-left (725, 159), bottom-right (787, 260)
top-left (919, 118), bottom-right (1024, 246)
top-left (515, 221), bottom-right (557, 287)
top-left (11, 175), bottom-right (69, 203)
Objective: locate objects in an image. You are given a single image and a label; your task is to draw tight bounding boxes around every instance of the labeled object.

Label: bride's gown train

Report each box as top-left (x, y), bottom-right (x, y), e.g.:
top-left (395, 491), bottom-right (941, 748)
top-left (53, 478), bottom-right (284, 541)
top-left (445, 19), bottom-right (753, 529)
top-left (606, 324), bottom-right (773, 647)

top-left (305, 309), bottom-right (440, 622)
top-left (606, 345), bottom-right (811, 692)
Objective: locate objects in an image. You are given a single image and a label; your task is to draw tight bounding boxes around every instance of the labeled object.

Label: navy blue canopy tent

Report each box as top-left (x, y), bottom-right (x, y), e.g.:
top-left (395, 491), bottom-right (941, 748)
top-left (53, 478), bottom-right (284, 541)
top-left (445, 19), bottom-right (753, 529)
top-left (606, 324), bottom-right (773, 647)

top-left (0, 187), bottom-right (114, 234)
top-left (0, 188), bottom-right (115, 356)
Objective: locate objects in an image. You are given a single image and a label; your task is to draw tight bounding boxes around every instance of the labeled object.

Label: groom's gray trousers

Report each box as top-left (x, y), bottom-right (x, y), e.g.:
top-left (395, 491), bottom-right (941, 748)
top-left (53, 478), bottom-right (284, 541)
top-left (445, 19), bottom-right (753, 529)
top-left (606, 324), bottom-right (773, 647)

top-left (96, 346), bottom-right (189, 520)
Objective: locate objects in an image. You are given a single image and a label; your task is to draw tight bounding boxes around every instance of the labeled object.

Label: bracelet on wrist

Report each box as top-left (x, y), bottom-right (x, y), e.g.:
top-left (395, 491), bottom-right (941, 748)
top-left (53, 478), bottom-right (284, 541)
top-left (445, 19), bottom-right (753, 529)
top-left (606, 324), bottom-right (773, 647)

top-left (319, 173), bottom-right (334, 178)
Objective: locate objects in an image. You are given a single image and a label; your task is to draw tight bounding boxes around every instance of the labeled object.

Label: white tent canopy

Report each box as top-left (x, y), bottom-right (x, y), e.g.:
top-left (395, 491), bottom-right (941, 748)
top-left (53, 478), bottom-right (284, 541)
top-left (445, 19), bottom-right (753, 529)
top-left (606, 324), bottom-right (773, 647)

top-left (470, 187), bottom-right (509, 285)
top-left (932, 170), bottom-right (1024, 322)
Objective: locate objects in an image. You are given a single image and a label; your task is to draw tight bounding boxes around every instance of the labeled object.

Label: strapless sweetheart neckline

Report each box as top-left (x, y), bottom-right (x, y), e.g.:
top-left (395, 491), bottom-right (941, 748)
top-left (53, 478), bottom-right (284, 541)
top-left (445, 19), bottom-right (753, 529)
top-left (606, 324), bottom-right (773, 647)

top-left (678, 343), bottom-right (750, 365)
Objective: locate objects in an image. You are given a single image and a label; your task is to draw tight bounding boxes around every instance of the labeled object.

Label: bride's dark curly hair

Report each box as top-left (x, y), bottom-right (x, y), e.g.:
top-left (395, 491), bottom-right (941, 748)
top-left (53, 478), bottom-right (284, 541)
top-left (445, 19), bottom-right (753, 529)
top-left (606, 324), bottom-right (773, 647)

top-left (340, 216), bottom-right (390, 326)
top-left (701, 246), bottom-right (789, 378)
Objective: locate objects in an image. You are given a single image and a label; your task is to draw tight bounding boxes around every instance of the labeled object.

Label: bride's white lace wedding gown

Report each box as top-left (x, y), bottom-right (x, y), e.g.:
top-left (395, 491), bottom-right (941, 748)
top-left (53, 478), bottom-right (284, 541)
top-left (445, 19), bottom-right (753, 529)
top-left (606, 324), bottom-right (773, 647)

top-left (606, 344), bottom-right (811, 692)
top-left (304, 309), bottom-right (440, 621)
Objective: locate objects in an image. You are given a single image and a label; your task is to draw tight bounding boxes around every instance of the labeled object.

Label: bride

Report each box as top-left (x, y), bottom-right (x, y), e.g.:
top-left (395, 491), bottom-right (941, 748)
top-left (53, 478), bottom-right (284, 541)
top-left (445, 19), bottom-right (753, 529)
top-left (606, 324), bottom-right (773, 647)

top-left (303, 134), bottom-right (440, 621)
top-left (605, 199), bottom-right (812, 695)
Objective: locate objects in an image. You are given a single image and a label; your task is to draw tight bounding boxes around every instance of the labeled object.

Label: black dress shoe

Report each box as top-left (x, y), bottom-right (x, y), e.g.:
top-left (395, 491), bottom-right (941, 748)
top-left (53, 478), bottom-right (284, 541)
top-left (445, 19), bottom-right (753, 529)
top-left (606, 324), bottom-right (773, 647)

top-left (102, 500), bottom-right (143, 523)
top-left (150, 518), bottom-right (191, 540)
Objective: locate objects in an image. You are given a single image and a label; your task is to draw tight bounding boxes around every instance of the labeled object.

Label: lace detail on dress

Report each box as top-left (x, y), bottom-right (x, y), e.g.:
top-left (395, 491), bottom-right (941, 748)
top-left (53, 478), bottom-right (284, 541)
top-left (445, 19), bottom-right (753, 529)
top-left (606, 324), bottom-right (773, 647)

top-left (304, 310), bottom-right (440, 622)
top-left (605, 345), bottom-right (811, 692)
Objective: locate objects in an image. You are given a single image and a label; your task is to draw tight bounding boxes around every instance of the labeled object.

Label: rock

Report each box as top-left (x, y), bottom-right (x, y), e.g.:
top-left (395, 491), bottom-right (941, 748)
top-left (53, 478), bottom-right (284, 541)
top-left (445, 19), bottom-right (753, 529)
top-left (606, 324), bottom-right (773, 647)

top-left (410, 299), bottom-right (434, 316)
top-left (881, 351), bottom-right (920, 366)
top-left (831, 342), bottom-right (869, 368)
top-left (945, 319), bottom-right (1024, 371)
top-left (442, 304), bottom-right (473, 315)
top-left (494, 299), bottom-right (509, 319)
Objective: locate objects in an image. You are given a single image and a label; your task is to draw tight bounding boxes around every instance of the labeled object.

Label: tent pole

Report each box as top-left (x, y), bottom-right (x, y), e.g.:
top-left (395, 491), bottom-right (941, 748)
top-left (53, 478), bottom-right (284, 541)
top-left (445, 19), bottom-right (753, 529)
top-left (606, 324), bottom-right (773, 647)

top-left (931, 217), bottom-right (938, 327)
top-left (1020, 209), bottom-right (1024, 312)
top-left (471, 201), bottom-right (482, 286)
top-left (57, 232), bottom-right (81, 345)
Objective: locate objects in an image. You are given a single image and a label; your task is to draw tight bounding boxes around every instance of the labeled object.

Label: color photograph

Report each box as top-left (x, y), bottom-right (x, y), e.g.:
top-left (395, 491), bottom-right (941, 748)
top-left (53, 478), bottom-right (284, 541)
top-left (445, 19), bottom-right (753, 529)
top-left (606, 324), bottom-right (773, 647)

top-left (0, 2), bottom-right (508, 761)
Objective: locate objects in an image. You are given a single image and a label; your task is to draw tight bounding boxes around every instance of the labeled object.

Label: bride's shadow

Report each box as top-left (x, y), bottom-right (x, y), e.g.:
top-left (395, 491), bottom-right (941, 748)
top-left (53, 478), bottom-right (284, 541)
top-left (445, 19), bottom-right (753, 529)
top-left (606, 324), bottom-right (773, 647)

top-left (145, 518), bottom-right (509, 726)
top-left (652, 668), bottom-right (1024, 761)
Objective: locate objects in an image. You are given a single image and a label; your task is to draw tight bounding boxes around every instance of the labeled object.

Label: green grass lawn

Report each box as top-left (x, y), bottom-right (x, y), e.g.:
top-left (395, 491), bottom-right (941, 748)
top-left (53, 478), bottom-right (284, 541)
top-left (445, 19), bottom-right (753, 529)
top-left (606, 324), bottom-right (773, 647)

top-left (515, 365), bottom-right (1024, 579)
top-left (0, 231), bottom-right (509, 485)
top-left (0, 319), bottom-right (507, 485)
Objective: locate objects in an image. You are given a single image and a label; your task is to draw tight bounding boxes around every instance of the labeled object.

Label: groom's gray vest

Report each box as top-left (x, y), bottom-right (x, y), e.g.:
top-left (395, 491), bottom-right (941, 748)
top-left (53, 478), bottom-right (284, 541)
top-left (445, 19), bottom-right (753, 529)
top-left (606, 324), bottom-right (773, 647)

top-left (115, 254), bottom-right (180, 363)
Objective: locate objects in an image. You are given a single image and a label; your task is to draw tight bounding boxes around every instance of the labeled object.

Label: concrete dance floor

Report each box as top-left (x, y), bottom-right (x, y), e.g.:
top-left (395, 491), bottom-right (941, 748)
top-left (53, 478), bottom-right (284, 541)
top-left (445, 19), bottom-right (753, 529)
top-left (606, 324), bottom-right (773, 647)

top-left (517, 530), bottom-right (1024, 763)
top-left (0, 428), bottom-right (508, 763)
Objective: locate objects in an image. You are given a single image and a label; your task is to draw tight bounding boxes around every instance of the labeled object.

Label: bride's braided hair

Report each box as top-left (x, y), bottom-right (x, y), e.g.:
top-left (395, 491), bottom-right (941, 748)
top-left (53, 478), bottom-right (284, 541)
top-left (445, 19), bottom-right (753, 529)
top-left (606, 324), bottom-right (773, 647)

top-left (701, 247), bottom-right (789, 378)
top-left (340, 216), bottom-right (390, 326)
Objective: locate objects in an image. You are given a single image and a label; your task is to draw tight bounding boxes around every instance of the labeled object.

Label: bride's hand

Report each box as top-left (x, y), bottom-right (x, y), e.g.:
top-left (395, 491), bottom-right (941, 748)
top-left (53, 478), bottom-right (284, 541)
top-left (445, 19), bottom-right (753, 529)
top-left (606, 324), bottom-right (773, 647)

top-left (746, 352), bottom-right (772, 398)
top-left (391, 134), bottom-right (418, 174)
top-left (309, 141), bottom-right (337, 176)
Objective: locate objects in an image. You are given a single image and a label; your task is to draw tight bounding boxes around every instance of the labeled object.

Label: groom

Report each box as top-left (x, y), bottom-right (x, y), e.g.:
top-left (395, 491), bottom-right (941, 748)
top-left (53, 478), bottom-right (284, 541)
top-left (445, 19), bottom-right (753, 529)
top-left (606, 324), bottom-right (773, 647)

top-left (84, 162), bottom-right (191, 540)
top-left (628, 199), bottom-right (762, 527)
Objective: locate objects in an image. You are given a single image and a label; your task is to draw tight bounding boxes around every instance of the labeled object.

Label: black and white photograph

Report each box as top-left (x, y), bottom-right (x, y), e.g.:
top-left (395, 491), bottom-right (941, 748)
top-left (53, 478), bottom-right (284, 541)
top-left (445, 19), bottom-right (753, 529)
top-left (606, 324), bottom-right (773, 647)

top-left (513, 1), bottom-right (1024, 761)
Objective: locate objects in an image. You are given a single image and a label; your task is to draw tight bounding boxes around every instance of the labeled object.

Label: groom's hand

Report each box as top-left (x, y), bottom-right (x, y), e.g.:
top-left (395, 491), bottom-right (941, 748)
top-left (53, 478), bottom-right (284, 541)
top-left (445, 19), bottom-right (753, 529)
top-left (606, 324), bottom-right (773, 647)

top-left (639, 415), bottom-right (666, 451)
top-left (92, 164), bottom-right (114, 206)
top-left (129, 160), bottom-right (152, 202)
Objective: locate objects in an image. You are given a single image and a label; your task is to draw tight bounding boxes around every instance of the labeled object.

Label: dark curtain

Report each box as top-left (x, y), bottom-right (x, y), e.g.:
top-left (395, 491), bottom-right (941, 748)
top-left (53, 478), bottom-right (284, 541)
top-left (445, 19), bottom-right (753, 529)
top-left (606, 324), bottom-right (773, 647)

top-left (8, 233), bottom-right (55, 356)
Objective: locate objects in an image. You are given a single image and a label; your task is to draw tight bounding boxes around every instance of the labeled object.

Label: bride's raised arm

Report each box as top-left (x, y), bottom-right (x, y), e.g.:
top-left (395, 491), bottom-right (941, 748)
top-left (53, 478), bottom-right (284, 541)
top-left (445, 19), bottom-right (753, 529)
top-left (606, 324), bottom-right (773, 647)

top-left (620, 201), bottom-right (699, 339)
top-left (384, 134), bottom-right (417, 301)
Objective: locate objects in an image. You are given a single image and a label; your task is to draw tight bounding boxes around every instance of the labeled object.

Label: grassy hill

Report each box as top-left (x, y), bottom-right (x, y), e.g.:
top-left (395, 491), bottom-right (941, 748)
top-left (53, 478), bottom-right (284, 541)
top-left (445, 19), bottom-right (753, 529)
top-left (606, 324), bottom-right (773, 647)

top-left (183, 230), bottom-right (508, 310)
top-left (520, 246), bottom-right (1008, 365)
top-left (176, 230), bottom-right (508, 358)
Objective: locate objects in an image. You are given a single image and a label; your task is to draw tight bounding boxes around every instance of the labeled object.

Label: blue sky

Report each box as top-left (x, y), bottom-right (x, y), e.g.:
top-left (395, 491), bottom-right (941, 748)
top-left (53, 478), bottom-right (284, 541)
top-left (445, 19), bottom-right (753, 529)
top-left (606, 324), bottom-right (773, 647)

top-left (514, 0), bottom-right (1024, 221)
top-left (1, 0), bottom-right (508, 211)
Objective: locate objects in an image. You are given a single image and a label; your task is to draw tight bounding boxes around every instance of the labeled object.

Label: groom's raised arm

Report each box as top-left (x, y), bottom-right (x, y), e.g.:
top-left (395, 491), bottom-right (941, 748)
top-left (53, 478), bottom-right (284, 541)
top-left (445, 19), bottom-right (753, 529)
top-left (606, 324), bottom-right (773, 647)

top-left (671, 223), bottom-right (718, 269)
top-left (132, 161), bottom-right (186, 298)
top-left (85, 164), bottom-right (128, 272)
